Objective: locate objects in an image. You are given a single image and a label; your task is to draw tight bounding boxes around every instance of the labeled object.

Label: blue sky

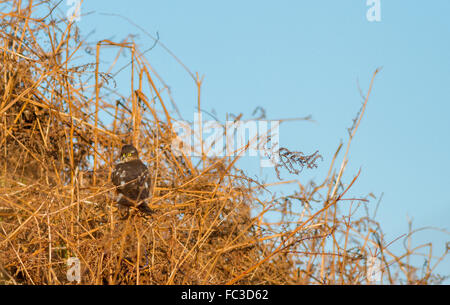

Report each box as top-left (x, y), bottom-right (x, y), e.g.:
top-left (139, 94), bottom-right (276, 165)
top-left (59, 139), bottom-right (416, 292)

top-left (70, 1), bottom-right (450, 280)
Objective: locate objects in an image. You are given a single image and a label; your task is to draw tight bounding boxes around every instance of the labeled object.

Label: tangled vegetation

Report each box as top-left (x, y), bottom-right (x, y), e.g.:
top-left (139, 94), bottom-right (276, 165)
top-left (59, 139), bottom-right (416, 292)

top-left (0, 0), bottom-right (447, 285)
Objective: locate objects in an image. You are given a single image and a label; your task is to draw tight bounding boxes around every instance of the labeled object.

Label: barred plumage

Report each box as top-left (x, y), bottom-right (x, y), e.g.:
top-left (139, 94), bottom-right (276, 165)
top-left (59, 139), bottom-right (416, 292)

top-left (111, 145), bottom-right (152, 215)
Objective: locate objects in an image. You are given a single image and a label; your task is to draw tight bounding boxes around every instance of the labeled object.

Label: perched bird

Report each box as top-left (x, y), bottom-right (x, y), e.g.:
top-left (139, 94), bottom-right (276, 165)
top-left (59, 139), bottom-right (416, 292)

top-left (111, 144), bottom-right (153, 216)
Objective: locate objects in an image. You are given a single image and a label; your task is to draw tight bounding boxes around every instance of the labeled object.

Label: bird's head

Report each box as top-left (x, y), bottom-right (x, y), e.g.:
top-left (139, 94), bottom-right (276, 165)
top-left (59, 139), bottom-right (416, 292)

top-left (119, 144), bottom-right (139, 163)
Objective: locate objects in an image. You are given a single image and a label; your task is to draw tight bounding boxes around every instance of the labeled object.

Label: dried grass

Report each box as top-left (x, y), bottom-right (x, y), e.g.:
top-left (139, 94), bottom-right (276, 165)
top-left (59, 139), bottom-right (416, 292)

top-left (0, 0), bottom-right (447, 285)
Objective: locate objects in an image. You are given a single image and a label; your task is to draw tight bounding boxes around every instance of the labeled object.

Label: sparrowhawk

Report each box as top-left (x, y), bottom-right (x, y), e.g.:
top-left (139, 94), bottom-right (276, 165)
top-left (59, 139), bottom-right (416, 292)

top-left (111, 144), bottom-right (152, 216)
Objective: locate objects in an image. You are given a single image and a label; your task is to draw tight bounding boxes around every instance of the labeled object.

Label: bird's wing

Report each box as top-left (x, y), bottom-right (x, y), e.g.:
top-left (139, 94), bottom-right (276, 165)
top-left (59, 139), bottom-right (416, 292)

top-left (134, 160), bottom-right (150, 199)
top-left (111, 166), bottom-right (119, 186)
top-left (111, 160), bottom-right (150, 201)
top-left (111, 163), bottom-right (126, 187)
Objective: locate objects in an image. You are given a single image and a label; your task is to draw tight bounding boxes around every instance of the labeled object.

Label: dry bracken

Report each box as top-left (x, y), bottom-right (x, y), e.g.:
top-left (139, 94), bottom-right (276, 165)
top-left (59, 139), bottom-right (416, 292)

top-left (0, 0), bottom-right (447, 285)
